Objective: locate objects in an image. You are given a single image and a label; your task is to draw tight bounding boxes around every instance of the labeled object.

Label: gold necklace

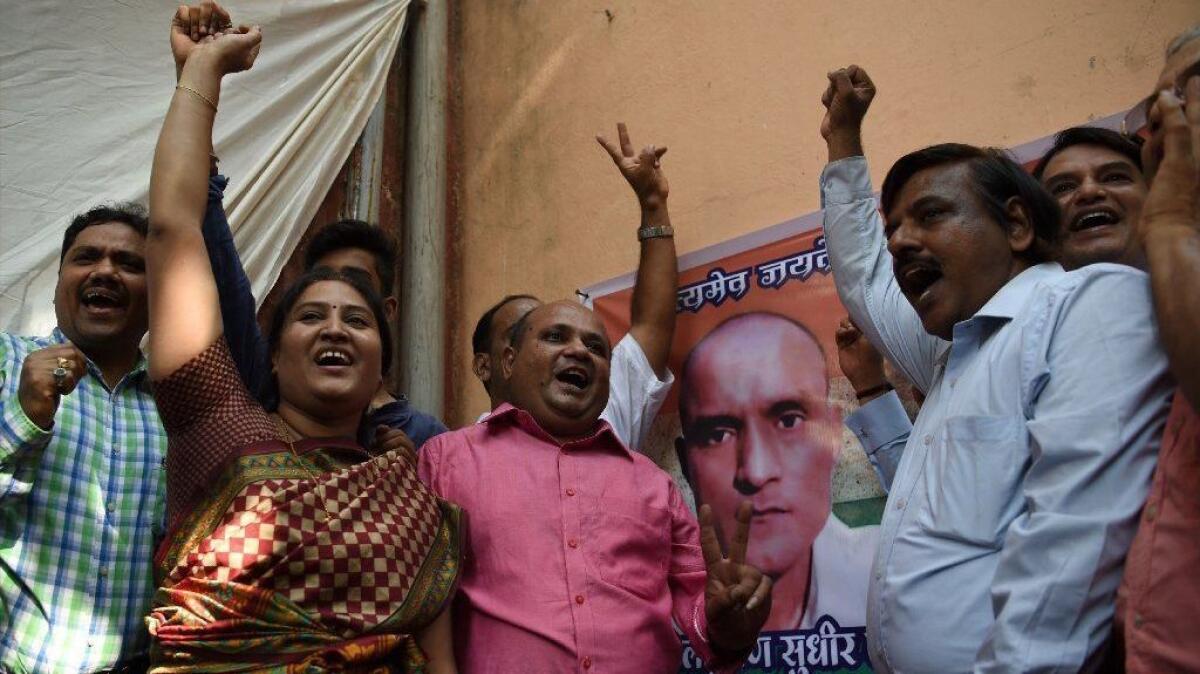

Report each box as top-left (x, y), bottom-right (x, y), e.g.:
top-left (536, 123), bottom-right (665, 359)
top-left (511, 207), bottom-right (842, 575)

top-left (272, 415), bottom-right (336, 521)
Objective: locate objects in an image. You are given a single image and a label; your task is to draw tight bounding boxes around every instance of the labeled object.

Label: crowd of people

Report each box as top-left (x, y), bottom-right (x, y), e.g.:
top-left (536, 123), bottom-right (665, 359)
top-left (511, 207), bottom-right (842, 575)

top-left (0, 1), bottom-right (1196, 672)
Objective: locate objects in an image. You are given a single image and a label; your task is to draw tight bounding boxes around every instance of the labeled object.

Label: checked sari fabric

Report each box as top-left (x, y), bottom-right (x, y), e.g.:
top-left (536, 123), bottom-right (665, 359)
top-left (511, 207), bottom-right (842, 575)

top-left (146, 339), bottom-right (461, 673)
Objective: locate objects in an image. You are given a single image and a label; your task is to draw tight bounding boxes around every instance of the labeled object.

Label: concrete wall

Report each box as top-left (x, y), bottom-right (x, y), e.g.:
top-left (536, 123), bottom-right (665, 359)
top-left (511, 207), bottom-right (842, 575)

top-left (445, 0), bottom-right (1194, 426)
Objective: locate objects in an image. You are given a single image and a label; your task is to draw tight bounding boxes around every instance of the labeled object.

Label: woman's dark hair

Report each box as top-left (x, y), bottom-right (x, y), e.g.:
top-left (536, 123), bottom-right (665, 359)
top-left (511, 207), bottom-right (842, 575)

top-left (880, 143), bottom-right (1062, 260)
top-left (60, 202), bottom-right (149, 263)
top-left (1031, 126), bottom-right (1143, 180)
top-left (266, 267), bottom-right (393, 404)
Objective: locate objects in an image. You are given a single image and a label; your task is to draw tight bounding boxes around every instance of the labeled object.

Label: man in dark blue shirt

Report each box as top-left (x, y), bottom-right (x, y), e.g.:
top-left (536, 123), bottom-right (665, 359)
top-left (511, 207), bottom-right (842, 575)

top-left (200, 172), bottom-right (447, 450)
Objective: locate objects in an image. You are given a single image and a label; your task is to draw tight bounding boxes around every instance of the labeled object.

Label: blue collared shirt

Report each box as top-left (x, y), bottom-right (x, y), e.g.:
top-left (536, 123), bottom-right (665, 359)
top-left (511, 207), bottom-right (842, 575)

top-left (821, 156), bottom-right (1173, 674)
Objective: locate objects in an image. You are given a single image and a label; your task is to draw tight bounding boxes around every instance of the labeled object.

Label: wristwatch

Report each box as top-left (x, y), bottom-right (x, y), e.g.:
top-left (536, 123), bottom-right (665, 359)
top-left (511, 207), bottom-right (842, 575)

top-left (637, 225), bottom-right (674, 241)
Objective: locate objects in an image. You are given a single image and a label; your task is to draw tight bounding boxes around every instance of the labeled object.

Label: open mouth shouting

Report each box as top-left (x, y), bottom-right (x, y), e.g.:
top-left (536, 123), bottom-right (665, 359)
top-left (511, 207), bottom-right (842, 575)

top-left (1068, 206), bottom-right (1121, 234)
top-left (78, 284), bottom-right (127, 318)
top-left (553, 364), bottom-right (592, 395)
top-left (313, 346), bottom-right (355, 372)
top-left (895, 257), bottom-right (944, 312)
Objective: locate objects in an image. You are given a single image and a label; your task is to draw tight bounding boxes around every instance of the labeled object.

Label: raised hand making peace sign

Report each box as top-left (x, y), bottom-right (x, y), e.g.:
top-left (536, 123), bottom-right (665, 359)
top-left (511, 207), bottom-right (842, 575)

top-left (597, 122), bottom-right (670, 209)
top-left (700, 501), bottom-right (773, 655)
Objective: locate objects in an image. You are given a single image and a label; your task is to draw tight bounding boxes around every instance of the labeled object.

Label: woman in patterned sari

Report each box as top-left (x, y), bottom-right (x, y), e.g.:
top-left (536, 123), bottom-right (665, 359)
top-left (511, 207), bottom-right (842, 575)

top-left (144, 10), bottom-right (460, 673)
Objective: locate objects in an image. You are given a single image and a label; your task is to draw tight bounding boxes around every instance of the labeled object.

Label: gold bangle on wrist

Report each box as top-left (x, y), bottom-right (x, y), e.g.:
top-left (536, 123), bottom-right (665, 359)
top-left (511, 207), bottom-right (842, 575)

top-left (176, 83), bottom-right (217, 111)
top-left (637, 225), bottom-right (674, 241)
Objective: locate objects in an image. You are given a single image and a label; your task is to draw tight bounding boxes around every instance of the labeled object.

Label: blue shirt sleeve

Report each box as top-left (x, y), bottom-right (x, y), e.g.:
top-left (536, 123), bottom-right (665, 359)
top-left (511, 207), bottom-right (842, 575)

top-left (820, 157), bottom-right (946, 394)
top-left (201, 175), bottom-right (272, 404)
top-left (844, 389), bottom-right (911, 491)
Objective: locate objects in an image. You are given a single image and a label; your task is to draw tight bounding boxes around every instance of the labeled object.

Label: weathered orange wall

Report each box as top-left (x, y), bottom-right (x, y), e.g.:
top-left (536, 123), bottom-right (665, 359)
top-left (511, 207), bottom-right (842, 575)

top-left (445, 0), bottom-right (1195, 427)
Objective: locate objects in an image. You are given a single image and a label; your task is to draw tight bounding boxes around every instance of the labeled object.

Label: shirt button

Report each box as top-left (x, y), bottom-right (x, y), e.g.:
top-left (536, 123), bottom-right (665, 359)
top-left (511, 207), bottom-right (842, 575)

top-left (1145, 504), bottom-right (1157, 522)
top-left (568, 539), bottom-right (578, 548)
top-left (1133, 613), bottom-right (1144, 628)
top-left (106, 503), bottom-right (115, 513)
top-left (582, 656), bottom-right (592, 669)
top-left (894, 499), bottom-right (905, 510)
top-left (575, 594), bottom-right (585, 605)
top-left (923, 435), bottom-right (932, 446)
top-left (565, 488), bottom-right (576, 497)
top-left (99, 567), bottom-right (108, 577)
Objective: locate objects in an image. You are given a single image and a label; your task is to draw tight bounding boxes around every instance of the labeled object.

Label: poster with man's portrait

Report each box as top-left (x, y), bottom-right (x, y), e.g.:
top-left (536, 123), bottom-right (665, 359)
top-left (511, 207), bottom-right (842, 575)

top-left (589, 218), bottom-right (886, 674)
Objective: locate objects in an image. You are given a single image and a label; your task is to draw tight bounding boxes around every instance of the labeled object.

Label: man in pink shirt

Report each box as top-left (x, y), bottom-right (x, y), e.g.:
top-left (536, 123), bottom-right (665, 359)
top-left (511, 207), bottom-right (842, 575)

top-left (1113, 25), bottom-right (1200, 674)
top-left (419, 297), bottom-right (773, 673)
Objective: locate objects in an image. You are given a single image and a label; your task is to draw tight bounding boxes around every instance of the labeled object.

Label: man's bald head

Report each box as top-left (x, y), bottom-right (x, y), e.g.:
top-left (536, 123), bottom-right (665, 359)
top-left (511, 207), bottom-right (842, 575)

top-left (680, 312), bottom-right (829, 420)
top-left (500, 300), bottom-right (613, 440)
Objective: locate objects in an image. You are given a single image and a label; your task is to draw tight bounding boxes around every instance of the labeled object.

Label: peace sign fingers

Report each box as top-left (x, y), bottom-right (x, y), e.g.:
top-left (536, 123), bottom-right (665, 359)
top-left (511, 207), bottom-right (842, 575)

top-left (617, 121), bottom-right (634, 157)
top-left (698, 503), bottom-right (726, 568)
top-left (727, 501), bottom-right (753, 565)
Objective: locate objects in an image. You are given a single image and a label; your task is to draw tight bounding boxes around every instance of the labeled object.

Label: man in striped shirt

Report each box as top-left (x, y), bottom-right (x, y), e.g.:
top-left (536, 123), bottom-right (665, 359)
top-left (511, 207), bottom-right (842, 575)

top-left (0, 204), bottom-right (166, 673)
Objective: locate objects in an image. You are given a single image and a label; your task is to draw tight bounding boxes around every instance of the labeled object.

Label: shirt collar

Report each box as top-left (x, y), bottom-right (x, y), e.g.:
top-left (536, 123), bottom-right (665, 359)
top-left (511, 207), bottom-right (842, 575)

top-left (50, 327), bottom-right (150, 380)
top-left (485, 403), bottom-right (631, 456)
top-left (971, 262), bottom-right (1063, 321)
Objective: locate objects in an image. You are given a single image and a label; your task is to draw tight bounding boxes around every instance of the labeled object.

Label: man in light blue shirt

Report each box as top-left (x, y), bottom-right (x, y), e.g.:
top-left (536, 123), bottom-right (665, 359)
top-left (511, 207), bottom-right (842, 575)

top-left (818, 65), bottom-right (1173, 673)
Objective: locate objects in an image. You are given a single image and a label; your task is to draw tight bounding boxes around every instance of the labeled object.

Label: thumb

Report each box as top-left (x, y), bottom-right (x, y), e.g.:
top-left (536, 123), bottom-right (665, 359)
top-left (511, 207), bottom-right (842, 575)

top-left (241, 25), bottom-right (263, 44)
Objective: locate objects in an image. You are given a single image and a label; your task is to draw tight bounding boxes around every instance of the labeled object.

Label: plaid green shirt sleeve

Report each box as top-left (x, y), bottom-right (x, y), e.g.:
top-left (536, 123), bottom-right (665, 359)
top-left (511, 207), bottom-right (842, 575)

top-left (0, 340), bottom-right (54, 499)
top-left (0, 330), bottom-right (167, 674)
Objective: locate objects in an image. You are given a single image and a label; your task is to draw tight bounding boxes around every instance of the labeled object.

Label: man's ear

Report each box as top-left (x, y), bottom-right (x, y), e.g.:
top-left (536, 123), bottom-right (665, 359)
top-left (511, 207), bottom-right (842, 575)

top-left (1004, 197), bottom-right (1036, 255)
top-left (501, 345), bottom-right (518, 381)
top-left (383, 296), bottom-right (399, 322)
top-left (472, 352), bottom-right (491, 384)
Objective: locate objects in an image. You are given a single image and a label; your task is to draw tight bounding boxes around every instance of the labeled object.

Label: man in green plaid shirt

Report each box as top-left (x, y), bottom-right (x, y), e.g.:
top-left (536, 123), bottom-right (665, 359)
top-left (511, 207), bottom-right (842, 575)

top-left (0, 204), bottom-right (166, 673)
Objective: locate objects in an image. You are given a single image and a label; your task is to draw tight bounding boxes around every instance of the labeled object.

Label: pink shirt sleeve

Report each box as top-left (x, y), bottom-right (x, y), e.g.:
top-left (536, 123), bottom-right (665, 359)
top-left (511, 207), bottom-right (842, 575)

top-left (417, 434), bottom-right (444, 496)
top-left (666, 481), bottom-right (745, 674)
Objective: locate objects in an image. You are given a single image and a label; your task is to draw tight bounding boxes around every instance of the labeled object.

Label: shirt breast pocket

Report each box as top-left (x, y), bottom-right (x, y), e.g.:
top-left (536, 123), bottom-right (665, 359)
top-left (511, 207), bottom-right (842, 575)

top-left (923, 414), bottom-right (1028, 548)
top-left (588, 498), bottom-right (670, 600)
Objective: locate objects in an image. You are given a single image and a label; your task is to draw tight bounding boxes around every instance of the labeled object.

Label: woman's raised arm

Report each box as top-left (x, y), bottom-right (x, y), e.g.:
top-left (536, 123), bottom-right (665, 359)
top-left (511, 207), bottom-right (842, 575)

top-left (147, 17), bottom-right (260, 381)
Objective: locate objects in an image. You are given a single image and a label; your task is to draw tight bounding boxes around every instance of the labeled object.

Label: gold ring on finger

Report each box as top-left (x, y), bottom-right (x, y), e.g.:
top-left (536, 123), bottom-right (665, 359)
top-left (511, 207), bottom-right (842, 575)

top-left (52, 366), bottom-right (69, 391)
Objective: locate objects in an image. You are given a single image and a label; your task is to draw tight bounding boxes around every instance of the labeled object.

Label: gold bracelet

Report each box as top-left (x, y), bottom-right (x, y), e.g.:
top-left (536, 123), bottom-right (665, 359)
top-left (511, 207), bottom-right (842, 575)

top-left (176, 83), bottom-right (217, 111)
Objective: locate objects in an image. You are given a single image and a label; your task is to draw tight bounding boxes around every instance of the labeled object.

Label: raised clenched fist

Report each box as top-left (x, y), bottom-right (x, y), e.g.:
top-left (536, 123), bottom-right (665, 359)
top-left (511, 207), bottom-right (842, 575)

top-left (170, 1), bottom-right (232, 78)
top-left (835, 316), bottom-right (887, 395)
top-left (820, 65), bottom-right (876, 143)
top-left (18, 343), bottom-right (88, 430)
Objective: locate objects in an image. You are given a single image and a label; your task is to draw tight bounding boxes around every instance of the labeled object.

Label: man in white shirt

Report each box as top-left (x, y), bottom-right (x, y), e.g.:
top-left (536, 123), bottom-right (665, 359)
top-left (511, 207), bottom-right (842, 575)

top-left (675, 312), bottom-right (878, 632)
top-left (819, 65), bottom-right (1172, 673)
top-left (470, 123), bottom-right (676, 451)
